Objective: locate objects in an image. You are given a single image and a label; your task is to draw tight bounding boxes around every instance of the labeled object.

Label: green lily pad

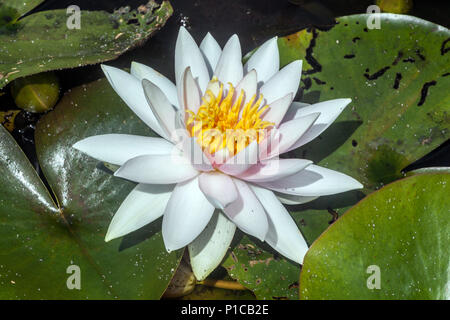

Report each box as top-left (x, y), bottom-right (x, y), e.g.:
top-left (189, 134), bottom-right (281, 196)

top-left (0, 78), bottom-right (182, 299)
top-left (300, 173), bottom-right (450, 300)
top-left (0, 0), bottom-right (173, 89)
top-left (223, 14), bottom-right (449, 299)
top-left (222, 234), bottom-right (300, 300)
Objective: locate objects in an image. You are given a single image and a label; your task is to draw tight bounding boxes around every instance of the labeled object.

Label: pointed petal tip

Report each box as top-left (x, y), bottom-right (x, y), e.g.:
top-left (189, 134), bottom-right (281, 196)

top-left (104, 230), bottom-right (118, 242)
top-left (100, 64), bottom-right (112, 73)
top-left (72, 140), bottom-right (81, 150)
top-left (113, 167), bottom-right (124, 178)
top-left (354, 180), bottom-right (364, 189)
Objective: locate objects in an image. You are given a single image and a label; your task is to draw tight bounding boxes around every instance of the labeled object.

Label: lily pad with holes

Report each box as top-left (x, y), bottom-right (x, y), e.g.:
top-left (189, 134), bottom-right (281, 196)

top-left (223, 14), bottom-right (450, 300)
top-left (0, 78), bottom-right (181, 299)
top-left (0, 0), bottom-right (172, 89)
top-left (300, 173), bottom-right (450, 300)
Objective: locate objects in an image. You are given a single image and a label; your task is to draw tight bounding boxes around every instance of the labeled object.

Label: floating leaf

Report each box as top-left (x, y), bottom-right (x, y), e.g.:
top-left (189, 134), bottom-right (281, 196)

top-left (300, 173), bottom-right (450, 300)
top-left (0, 0), bottom-right (173, 89)
top-left (0, 78), bottom-right (181, 299)
top-left (222, 235), bottom-right (300, 300)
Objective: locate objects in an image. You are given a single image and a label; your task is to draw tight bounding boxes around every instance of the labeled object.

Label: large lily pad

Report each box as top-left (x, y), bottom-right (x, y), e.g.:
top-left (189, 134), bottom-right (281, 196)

top-left (223, 14), bottom-right (449, 299)
top-left (0, 78), bottom-right (181, 299)
top-left (0, 0), bottom-right (173, 89)
top-left (300, 173), bottom-right (450, 300)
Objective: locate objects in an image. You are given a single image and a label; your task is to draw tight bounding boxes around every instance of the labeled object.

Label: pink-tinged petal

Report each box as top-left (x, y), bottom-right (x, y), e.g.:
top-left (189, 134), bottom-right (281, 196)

top-left (219, 140), bottom-right (258, 176)
top-left (258, 129), bottom-right (280, 160)
top-left (189, 212), bottom-right (236, 280)
top-left (283, 98), bottom-right (352, 150)
top-left (162, 177), bottom-right (215, 251)
top-left (214, 34), bottom-right (243, 86)
top-left (180, 135), bottom-right (214, 172)
top-left (114, 154), bottom-right (199, 184)
top-left (173, 115), bottom-right (213, 171)
top-left (265, 112), bottom-right (320, 158)
top-left (223, 179), bottom-right (268, 241)
top-left (257, 164), bottom-right (363, 196)
top-left (105, 184), bottom-right (174, 242)
top-left (235, 69), bottom-right (257, 114)
top-left (73, 134), bottom-right (174, 166)
top-left (101, 65), bottom-right (167, 139)
top-left (142, 79), bottom-right (177, 140)
top-left (239, 158), bottom-right (312, 183)
top-left (178, 67), bottom-right (202, 113)
top-left (244, 37), bottom-right (279, 85)
top-left (175, 26), bottom-right (210, 93)
top-left (130, 62), bottom-right (179, 108)
top-left (259, 60), bottom-right (302, 105)
top-left (199, 32), bottom-right (222, 76)
top-left (275, 192), bottom-right (318, 205)
top-left (210, 147), bottom-right (230, 166)
top-left (261, 93), bottom-right (294, 126)
top-left (251, 185), bottom-right (308, 263)
top-left (198, 172), bottom-right (238, 209)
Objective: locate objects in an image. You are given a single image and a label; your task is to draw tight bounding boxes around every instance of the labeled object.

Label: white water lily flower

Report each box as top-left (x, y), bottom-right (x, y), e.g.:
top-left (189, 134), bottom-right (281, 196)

top-left (73, 27), bottom-right (363, 280)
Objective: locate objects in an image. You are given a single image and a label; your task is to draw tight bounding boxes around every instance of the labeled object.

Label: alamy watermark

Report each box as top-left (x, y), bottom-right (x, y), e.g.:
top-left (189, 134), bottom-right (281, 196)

top-left (366, 5), bottom-right (381, 30)
top-left (67, 5), bottom-right (81, 30)
top-left (66, 265), bottom-right (81, 290)
top-left (366, 265), bottom-right (381, 290)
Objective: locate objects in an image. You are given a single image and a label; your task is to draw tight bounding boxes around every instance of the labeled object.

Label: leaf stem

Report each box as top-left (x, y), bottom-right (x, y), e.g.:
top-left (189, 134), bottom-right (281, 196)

top-left (197, 279), bottom-right (247, 291)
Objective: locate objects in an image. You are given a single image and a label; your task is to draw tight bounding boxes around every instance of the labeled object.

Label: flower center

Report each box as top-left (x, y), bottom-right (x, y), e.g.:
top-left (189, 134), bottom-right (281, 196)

top-left (186, 78), bottom-right (274, 156)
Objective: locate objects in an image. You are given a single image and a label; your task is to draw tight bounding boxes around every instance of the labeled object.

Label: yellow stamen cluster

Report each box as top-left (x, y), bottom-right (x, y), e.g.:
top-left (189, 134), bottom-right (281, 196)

top-left (186, 79), bottom-right (274, 156)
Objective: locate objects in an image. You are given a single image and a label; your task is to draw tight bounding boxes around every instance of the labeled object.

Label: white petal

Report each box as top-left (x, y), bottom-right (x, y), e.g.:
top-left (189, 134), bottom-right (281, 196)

top-left (130, 62), bottom-right (179, 108)
top-left (114, 154), bottom-right (199, 184)
top-left (162, 177), bottom-right (215, 251)
top-left (275, 192), bottom-right (318, 205)
top-left (174, 116), bottom-right (213, 172)
top-left (199, 32), bottom-right (222, 76)
top-left (189, 211), bottom-right (236, 280)
top-left (179, 67), bottom-right (202, 113)
top-left (105, 184), bottom-right (174, 241)
top-left (142, 79), bottom-right (177, 140)
top-left (223, 179), bottom-right (268, 241)
top-left (175, 26), bottom-right (210, 93)
top-left (214, 34), bottom-right (243, 86)
top-left (261, 93), bottom-right (294, 126)
top-left (260, 60), bottom-right (302, 105)
top-left (180, 135), bottom-right (214, 172)
top-left (73, 134), bottom-right (174, 166)
top-left (284, 98), bottom-right (352, 150)
top-left (101, 65), bottom-right (167, 139)
top-left (258, 164), bottom-right (363, 196)
top-left (266, 113), bottom-right (320, 158)
top-left (251, 185), bottom-right (308, 263)
top-left (244, 37), bottom-right (279, 85)
top-left (198, 172), bottom-right (238, 209)
top-left (235, 69), bottom-right (257, 113)
top-left (219, 140), bottom-right (258, 176)
top-left (239, 159), bottom-right (312, 183)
